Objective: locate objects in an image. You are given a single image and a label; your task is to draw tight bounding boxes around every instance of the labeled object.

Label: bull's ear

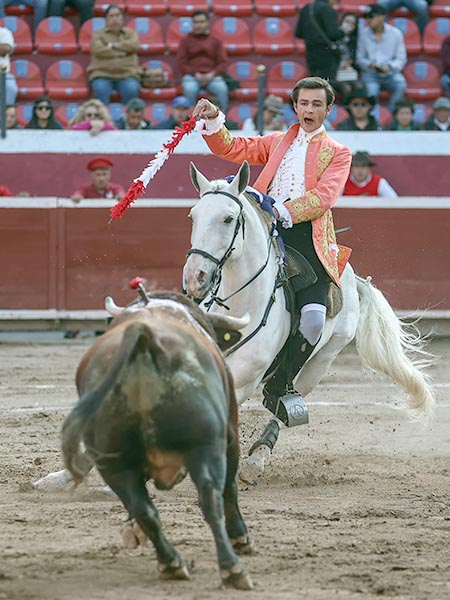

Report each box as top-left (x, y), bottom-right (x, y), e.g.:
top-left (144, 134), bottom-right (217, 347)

top-left (214, 328), bottom-right (242, 353)
top-left (190, 162), bottom-right (210, 195)
top-left (230, 160), bottom-right (250, 197)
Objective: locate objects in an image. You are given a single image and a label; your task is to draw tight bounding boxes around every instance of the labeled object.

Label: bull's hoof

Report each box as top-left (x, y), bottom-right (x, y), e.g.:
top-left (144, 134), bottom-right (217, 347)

top-left (239, 445), bottom-right (271, 485)
top-left (221, 568), bottom-right (253, 590)
top-left (32, 469), bottom-right (73, 491)
top-left (159, 559), bottom-right (190, 580)
top-left (230, 536), bottom-right (254, 555)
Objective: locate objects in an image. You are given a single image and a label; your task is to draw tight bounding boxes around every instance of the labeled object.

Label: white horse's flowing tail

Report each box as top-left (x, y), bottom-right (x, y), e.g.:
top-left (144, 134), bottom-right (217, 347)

top-left (355, 276), bottom-right (435, 421)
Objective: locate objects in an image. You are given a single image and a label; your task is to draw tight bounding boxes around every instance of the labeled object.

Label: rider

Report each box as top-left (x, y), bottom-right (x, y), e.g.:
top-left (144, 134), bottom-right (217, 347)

top-left (192, 76), bottom-right (352, 423)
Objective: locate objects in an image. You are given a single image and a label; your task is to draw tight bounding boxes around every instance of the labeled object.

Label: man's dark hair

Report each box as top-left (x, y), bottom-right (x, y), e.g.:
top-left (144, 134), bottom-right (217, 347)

top-left (292, 77), bottom-right (335, 106)
top-left (393, 98), bottom-right (415, 115)
top-left (105, 4), bottom-right (123, 16)
top-left (192, 10), bottom-right (209, 20)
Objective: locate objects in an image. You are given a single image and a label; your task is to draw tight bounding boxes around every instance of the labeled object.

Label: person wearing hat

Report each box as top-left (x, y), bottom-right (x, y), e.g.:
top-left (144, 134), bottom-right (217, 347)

top-left (343, 150), bottom-right (398, 198)
top-left (423, 97), bottom-right (450, 132)
top-left (356, 4), bottom-right (407, 114)
top-left (384, 98), bottom-right (422, 131)
top-left (154, 96), bottom-right (191, 130)
top-left (242, 95), bottom-right (287, 134)
top-left (114, 98), bottom-right (153, 130)
top-left (71, 157), bottom-right (125, 202)
top-left (193, 76), bottom-right (353, 416)
top-left (336, 86), bottom-right (382, 131)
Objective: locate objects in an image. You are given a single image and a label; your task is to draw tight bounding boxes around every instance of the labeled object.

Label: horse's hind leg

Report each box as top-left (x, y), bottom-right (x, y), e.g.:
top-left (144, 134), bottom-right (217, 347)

top-left (100, 467), bottom-right (189, 580)
top-left (32, 452), bottom-right (94, 490)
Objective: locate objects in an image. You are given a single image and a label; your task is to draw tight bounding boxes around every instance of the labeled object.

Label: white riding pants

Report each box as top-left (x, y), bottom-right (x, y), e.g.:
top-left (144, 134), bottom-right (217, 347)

top-left (299, 303), bottom-right (327, 346)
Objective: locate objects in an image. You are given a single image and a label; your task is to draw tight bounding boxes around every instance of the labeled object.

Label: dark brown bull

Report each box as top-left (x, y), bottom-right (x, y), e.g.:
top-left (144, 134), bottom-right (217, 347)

top-left (62, 290), bottom-right (253, 590)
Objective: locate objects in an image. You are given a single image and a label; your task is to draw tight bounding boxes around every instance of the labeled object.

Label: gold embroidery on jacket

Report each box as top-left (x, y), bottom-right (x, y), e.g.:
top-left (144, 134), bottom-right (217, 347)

top-left (285, 191), bottom-right (322, 223)
top-left (320, 211), bottom-right (339, 281)
top-left (218, 127), bottom-right (233, 145)
top-left (317, 147), bottom-right (335, 178)
top-left (311, 130), bottom-right (327, 143)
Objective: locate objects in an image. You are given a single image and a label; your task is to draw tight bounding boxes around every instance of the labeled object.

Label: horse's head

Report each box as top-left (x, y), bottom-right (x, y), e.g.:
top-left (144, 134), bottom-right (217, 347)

top-left (183, 161), bottom-right (250, 300)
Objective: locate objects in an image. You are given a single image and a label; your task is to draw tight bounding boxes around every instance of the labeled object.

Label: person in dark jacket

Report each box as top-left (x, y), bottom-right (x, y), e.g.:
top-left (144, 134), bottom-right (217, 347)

top-left (154, 95), bottom-right (191, 129)
top-left (25, 96), bottom-right (63, 130)
top-left (114, 97), bottom-right (153, 130)
top-left (295, 0), bottom-right (344, 81)
top-left (423, 97), bottom-right (450, 131)
top-left (336, 87), bottom-right (382, 131)
top-left (384, 98), bottom-right (422, 131)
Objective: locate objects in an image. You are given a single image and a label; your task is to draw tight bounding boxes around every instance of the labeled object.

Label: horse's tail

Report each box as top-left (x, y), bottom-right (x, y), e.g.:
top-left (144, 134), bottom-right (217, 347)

top-left (355, 275), bottom-right (435, 421)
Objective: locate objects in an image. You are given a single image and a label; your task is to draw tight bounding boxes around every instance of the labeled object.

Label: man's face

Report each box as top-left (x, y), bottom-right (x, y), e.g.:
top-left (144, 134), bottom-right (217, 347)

top-left (351, 164), bottom-right (371, 183)
top-left (127, 109), bottom-right (144, 129)
top-left (106, 7), bottom-right (124, 31)
top-left (91, 168), bottom-right (111, 190)
top-left (173, 106), bottom-right (190, 121)
top-left (434, 107), bottom-right (450, 124)
top-left (6, 106), bottom-right (16, 128)
top-left (396, 107), bottom-right (413, 128)
top-left (192, 14), bottom-right (209, 35)
top-left (367, 13), bottom-right (384, 31)
top-left (293, 88), bottom-right (331, 133)
top-left (348, 97), bottom-right (371, 118)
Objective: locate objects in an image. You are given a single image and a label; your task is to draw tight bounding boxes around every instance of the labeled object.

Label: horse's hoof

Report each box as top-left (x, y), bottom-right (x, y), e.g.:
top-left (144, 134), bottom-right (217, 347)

top-left (132, 521), bottom-right (147, 546)
top-left (231, 536), bottom-right (254, 555)
top-left (221, 569), bottom-right (253, 590)
top-left (121, 523), bottom-right (139, 549)
top-left (239, 445), bottom-right (270, 485)
top-left (32, 469), bottom-right (73, 491)
top-left (159, 559), bottom-right (190, 580)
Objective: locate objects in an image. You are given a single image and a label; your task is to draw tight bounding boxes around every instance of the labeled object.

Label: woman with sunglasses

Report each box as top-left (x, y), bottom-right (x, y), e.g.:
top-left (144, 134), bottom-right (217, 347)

top-left (25, 96), bottom-right (63, 130)
top-left (68, 99), bottom-right (117, 135)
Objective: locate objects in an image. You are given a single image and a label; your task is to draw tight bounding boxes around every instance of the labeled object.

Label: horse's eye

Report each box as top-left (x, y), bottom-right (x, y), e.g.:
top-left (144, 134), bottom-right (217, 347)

top-left (224, 215), bottom-right (233, 224)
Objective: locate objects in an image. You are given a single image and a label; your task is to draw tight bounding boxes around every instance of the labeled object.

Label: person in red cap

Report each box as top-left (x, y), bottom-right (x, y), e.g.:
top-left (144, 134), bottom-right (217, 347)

top-left (71, 156), bottom-right (125, 202)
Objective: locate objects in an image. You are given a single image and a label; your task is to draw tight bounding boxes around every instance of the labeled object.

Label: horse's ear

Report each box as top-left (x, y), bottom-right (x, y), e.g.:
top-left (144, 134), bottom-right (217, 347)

top-left (190, 162), bottom-right (210, 195)
top-left (231, 161), bottom-right (250, 196)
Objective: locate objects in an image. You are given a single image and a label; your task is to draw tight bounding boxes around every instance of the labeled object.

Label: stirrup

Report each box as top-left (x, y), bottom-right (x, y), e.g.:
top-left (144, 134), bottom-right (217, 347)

top-left (263, 390), bottom-right (309, 427)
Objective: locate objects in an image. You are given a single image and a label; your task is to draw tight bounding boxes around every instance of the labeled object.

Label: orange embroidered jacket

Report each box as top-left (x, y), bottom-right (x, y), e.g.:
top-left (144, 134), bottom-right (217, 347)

top-left (203, 123), bottom-right (352, 285)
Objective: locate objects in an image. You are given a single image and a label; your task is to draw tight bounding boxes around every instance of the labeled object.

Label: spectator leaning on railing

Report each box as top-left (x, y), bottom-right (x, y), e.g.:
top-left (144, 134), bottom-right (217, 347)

top-left (69, 99), bottom-right (118, 135)
top-left (342, 150), bottom-right (398, 198)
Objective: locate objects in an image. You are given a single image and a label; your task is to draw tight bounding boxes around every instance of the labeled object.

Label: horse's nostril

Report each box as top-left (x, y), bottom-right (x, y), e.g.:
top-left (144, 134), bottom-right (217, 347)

top-left (197, 270), bottom-right (207, 284)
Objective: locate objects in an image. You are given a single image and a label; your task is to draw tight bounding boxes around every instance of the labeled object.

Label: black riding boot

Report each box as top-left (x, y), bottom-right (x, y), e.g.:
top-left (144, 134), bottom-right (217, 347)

top-left (262, 330), bottom-right (316, 426)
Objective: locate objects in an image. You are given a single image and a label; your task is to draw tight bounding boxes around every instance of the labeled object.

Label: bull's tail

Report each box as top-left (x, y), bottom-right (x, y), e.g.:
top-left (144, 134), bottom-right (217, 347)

top-left (355, 276), bottom-right (435, 422)
top-left (62, 322), bottom-right (155, 484)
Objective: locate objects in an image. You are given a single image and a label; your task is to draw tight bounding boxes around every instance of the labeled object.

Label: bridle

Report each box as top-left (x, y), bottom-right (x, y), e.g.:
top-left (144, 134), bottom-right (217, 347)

top-left (185, 188), bottom-right (286, 356)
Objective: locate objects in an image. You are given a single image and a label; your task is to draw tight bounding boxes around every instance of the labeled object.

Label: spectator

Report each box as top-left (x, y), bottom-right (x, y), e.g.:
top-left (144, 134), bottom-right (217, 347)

top-left (241, 95), bottom-right (287, 133)
top-left (176, 10), bottom-right (229, 113)
top-left (6, 104), bottom-right (21, 128)
top-left (87, 4), bottom-right (140, 105)
top-left (295, 0), bottom-right (344, 81)
top-left (69, 99), bottom-right (117, 135)
top-left (377, 0), bottom-right (429, 34)
top-left (384, 98), bottom-right (422, 130)
top-left (71, 156), bottom-right (125, 201)
top-left (336, 87), bottom-right (382, 131)
top-left (0, 26), bottom-right (17, 106)
top-left (114, 97), bottom-right (152, 130)
top-left (334, 11), bottom-right (361, 105)
top-left (25, 96), bottom-right (63, 129)
top-left (0, 1), bottom-right (48, 31)
top-left (440, 35), bottom-right (450, 98)
top-left (343, 150), bottom-right (398, 198)
top-left (154, 95), bottom-right (191, 130)
top-left (48, 0), bottom-right (94, 25)
top-left (356, 3), bottom-right (407, 114)
top-left (0, 184), bottom-right (13, 195)
top-left (423, 96), bottom-right (450, 131)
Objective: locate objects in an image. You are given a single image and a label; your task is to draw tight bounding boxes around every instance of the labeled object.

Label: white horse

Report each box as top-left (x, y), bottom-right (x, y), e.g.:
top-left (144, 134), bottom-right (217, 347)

top-left (183, 161), bottom-right (435, 484)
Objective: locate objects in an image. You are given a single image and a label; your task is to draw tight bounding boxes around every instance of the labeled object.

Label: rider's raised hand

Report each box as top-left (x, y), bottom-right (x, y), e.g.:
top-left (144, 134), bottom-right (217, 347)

top-left (192, 99), bottom-right (220, 120)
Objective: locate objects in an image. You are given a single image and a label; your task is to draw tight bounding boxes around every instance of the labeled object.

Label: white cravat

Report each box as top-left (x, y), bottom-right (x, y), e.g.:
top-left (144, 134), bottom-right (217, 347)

top-left (268, 125), bottom-right (324, 228)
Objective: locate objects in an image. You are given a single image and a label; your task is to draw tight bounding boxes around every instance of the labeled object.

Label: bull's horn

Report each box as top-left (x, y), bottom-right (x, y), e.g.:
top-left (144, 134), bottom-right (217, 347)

top-left (105, 296), bottom-right (124, 315)
top-left (208, 312), bottom-right (250, 332)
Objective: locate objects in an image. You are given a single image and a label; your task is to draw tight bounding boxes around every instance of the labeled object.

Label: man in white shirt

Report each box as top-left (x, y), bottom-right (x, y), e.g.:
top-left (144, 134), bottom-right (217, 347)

top-left (0, 26), bottom-right (17, 106)
top-left (356, 3), bottom-right (407, 113)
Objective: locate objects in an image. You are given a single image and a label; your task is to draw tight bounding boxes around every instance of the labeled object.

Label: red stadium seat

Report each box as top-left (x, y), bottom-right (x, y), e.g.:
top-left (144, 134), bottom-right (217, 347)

top-left (210, 0), bottom-right (253, 17)
top-left (252, 17), bottom-right (295, 55)
top-left (139, 59), bottom-right (178, 100)
top-left (127, 17), bottom-right (165, 54)
top-left (227, 103), bottom-right (256, 127)
top-left (371, 105), bottom-right (392, 127)
top-left (165, 17), bottom-right (192, 53)
top-left (255, 0), bottom-right (297, 17)
top-left (267, 60), bottom-right (308, 100)
top-left (11, 59), bottom-right (44, 100)
top-left (296, 37), bottom-right (305, 55)
top-left (326, 104), bottom-right (349, 128)
top-left (423, 18), bottom-right (450, 56)
top-left (339, 1), bottom-right (369, 16)
top-left (389, 18), bottom-right (422, 56)
top-left (108, 102), bottom-right (125, 122)
top-left (125, 0), bottom-right (168, 16)
top-left (35, 17), bottom-right (78, 55)
top-left (78, 17), bottom-right (105, 53)
top-left (45, 59), bottom-right (89, 100)
top-left (167, 0), bottom-right (209, 16)
top-left (430, 0), bottom-right (450, 18)
top-left (0, 16), bottom-right (33, 54)
top-left (404, 60), bottom-right (442, 101)
top-left (412, 103), bottom-right (433, 124)
top-left (211, 17), bottom-right (253, 55)
top-left (93, 0), bottom-right (126, 16)
top-left (227, 60), bottom-right (259, 101)
top-left (54, 103), bottom-right (80, 127)
top-left (144, 102), bottom-right (172, 124)
top-left (4, 4), bottom-right (32, 16)
top-left (15, 103), bottom-right (34, 127)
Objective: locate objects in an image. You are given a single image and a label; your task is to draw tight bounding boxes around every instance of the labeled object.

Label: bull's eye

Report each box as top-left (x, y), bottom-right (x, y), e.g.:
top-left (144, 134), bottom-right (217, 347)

top-left (224, 215), bottom-right (233, 224)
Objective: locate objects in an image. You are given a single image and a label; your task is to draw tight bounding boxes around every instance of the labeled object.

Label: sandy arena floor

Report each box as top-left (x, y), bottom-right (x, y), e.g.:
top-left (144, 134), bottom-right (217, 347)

top-left (0, 334), bottom-right (449, 600)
